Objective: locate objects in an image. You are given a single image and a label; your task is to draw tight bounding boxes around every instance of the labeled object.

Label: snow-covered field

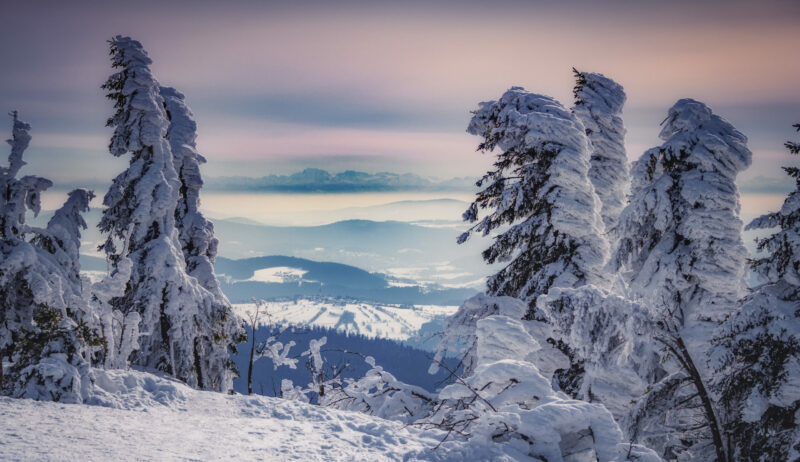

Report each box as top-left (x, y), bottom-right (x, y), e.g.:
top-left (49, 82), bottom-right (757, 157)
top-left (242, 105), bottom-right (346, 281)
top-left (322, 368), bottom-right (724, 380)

top-left (248, 266), bottom-right (310, 283)
top-left (233, 300), bottom-right (457, 343)
top-left (0, 369), bottom-right (496, 462)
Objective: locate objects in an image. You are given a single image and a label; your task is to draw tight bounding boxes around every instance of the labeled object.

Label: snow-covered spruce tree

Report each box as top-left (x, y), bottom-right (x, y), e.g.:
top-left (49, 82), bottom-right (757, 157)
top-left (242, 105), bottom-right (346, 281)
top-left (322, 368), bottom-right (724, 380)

top-left (712, 123), bottom-right (800, 461)
top-left (0, 112), bottom-right (99, 402)
top-left (459, 87), bottom-right (616, 399)
top-left (98, 36), bottom-right (242, 392)
top-left (571, 69), bottom-right (629, 234)
top-left (459, 87), bottom-right (609, 305)
top-left (160, 86), bottom-right (227, 302)
top-left (614, 99), bottom-right (751, 460)
top-left (160, 84), bottom-right (245, 383)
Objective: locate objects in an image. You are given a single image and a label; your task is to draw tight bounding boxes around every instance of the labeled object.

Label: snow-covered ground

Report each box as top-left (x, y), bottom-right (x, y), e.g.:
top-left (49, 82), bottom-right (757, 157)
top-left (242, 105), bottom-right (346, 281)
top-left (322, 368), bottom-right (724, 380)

top-left (233, 300), bottom-right (457, 343)
top-left (0, 368), bottom-right (499, 462)
top-left (248, 266), bottom-right (310, 283)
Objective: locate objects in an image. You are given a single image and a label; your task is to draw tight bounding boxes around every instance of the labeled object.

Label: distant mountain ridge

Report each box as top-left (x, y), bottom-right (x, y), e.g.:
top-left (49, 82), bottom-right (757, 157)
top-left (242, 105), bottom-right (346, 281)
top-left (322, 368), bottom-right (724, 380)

top-left (214, 255), bottom-right (479, 305)
top-left (204, 168), bottom-right (475, 192)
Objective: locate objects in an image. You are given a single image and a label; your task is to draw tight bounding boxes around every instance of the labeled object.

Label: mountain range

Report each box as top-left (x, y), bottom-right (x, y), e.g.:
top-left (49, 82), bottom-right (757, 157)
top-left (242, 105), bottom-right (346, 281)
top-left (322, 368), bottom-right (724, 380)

top-left (203, 168), bottom-right (475, 192)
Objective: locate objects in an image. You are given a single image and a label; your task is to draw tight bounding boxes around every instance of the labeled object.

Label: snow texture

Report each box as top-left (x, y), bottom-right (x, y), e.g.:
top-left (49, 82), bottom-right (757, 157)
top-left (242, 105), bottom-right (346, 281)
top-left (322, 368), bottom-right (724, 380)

top-left (462, 87), bottom-right (609, 306)
top-left (572, 70), bottom-right (629, 234)
top-left (427, 297), bottom-right (659, 462)
top-left (428, 294), bottom-right (564, 378)
top-left (536, 286), bottom-right (660, 419)
top-left (0, 367), bottom-right (522, 462)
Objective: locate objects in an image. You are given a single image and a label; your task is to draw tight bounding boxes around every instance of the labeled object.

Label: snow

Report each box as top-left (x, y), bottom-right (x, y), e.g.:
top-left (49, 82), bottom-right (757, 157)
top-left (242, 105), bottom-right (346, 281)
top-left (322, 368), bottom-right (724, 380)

top-left (322, 357), bottom-right (435, 424)
top-left (462, 86), bottom-right (610, 302)
top-left (572, 70), bottom-right (629, 234)
top-left (248, 266), bottom-right (310, 283)
top-left (0, 368), bottom-right (516, 462)
top-left (98, 36), bottom-right (243, 391)
top-left (427, 297), bottom-right (660, 462)
top-left (233, 300), bottom-right (457, 343)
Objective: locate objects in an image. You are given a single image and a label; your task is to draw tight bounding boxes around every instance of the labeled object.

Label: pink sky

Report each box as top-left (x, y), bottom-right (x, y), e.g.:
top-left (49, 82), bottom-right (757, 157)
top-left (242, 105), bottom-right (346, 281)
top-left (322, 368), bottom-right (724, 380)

top-left (0, 0), bottom-right (798, 183)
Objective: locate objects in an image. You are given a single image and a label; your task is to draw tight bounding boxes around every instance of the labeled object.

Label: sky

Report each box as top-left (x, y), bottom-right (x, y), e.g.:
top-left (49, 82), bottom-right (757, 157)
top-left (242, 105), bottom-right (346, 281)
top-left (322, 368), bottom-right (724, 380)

top-left (0, 0), bottom-right (798, 192)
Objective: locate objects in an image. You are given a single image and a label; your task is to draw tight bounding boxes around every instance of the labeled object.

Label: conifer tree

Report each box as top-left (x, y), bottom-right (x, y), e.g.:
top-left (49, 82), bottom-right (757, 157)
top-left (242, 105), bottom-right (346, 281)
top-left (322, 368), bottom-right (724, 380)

top-left (712, 123), bottom-right (800, 461)
top-left (98, 36), bottom-right (242, 392)
top-left (571, 69), bottom-right (629, 234)
top-left (459, 87), bottom-right (609, 307)
top-left (160, 86), bottom-right (226, 301)
top-left (0, 112), bottom-right (97, 402)
top-left (459, 86), bottom-right (610, 389)
top-left (614, 99), bottom-right (751, 460)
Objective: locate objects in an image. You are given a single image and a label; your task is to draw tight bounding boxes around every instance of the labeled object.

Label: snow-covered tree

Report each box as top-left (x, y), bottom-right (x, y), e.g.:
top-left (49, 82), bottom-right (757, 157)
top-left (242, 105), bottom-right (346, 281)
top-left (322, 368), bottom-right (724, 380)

top-left (321, 355), bottom-right (435, 424)
top-left (0, 112), bottom-right (98, 402)
top-left (160, 83), bottom-right (245, 389)
top-left (98, 36), bottom-right (242, 392)
top-left (459, 87), bottom-right (609, 307)
top-left (160, 86), bottom-right (226, 301)
top-left (614, 99), bottom-right (752, 460)
top-left (712, 123), bottom-right (800, 461)
top-left (425, 300), bottom-right (659, 461)
top-left (571, 69), bottom-right (629, 234)
top-left (459, 87), bottom-right (624, 405)
top-left (614, 98), bottom-right (751, 351)
top-left (535, 286), bottom-right (660, 420)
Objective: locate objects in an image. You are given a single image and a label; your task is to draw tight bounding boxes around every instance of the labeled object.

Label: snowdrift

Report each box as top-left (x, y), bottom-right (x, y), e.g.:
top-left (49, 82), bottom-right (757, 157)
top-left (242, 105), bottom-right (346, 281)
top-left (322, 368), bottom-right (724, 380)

top-left (0, 367), bottom-right (518, 461)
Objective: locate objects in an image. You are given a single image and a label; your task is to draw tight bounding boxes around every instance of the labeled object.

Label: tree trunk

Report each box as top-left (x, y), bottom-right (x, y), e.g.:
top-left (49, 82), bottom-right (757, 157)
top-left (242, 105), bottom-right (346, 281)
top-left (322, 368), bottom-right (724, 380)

top-left (674, 336), bottom-right (727, 462)
top-left (657, 333), bottom-right (727, 462)
top-left (247, 326), bottom-right (256, 395)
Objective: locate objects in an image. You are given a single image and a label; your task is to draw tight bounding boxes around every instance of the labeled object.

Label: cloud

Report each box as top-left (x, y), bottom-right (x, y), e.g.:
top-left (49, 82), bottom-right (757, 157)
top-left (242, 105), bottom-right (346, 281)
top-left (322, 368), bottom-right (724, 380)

top-left (1, 0), bottom-right (798, 184)
top-left (737, 175), bottom-right (796, 194)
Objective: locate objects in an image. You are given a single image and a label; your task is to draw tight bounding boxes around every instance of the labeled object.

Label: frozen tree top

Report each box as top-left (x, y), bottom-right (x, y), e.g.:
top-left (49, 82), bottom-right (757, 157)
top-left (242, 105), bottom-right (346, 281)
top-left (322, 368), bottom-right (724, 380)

top-left (5, 111), bottom-right (31, 178)
top-left (655, 98), bottom-right (751, 179)
top-left (572, 70), bottom-right (629, 232)
top-left (1, 112), bottom-right (53, 238)
top-left (573, 70), bottom-right (626, 114)
top-left (468, 87), bottom-right (590, 157)
top-left (105, 36), bottom-right (165, 157)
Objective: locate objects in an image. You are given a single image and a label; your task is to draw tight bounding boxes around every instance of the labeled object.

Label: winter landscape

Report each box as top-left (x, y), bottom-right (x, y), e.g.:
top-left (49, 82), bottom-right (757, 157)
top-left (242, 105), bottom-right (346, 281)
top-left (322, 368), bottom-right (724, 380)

top-left (1, 1), bottom-right (799, 461)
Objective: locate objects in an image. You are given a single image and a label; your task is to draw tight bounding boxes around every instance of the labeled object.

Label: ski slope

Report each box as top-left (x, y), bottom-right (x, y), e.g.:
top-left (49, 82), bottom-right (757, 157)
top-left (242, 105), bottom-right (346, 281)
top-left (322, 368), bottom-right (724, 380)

top-left (0, 369), bottom-right (509, 462)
